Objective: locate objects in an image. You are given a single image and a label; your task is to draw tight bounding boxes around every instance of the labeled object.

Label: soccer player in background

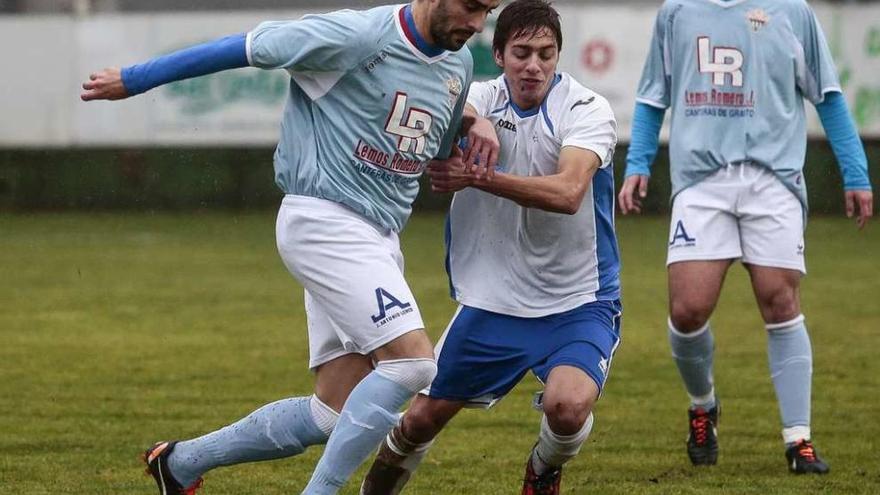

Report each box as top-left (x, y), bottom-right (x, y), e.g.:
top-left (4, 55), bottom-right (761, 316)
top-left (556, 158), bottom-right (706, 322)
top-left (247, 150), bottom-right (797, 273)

top-left (359, 1), bottom-right (620, 493)
top-left (619, 0), bottom-right (873, 474)
top-left (80, 0), bottom-right (501, 493)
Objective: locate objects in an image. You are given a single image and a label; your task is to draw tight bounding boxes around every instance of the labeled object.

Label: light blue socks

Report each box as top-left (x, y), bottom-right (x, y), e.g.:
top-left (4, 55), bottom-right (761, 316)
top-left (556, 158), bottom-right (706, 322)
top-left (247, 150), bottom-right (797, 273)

top-left (302, 358), bottom-right (437, 494)
top-left (766, 315), bottom-right (813, 444)
top-left (167, 395), bottom-right (337, 487)
top-left (668, 319), bottom-right (717, 410)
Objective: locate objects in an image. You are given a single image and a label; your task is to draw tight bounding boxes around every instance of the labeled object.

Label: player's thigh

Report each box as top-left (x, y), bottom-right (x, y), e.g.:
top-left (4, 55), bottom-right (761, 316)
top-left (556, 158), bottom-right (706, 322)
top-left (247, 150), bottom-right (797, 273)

top-left (668, 260), bottom-right (733, 325)
top-left (276, 196), bottom-right (425, 358)
top-left (667, 176), bottom-right (742, 266)
top-left (738, 169), bottom-right (806, 274)
top-left (744, 264), bottom-right (802, 324)
top-left (426, 306), bottom-right (535, 408)
top-left (533, 300), bottom-right (622, 402)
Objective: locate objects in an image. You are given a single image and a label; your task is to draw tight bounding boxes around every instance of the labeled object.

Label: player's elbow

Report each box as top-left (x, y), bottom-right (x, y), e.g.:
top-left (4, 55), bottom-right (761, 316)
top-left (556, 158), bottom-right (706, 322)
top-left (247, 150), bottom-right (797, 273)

top-left (557, 187), bottom-right (586, 215)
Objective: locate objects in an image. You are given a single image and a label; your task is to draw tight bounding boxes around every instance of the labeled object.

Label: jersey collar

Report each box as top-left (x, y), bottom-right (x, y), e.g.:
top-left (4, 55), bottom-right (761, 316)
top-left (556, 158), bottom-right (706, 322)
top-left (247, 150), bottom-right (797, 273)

top-left (502, 73), bottom-right (562, 118)
top-left (395, 5), bottom-right (449, 64)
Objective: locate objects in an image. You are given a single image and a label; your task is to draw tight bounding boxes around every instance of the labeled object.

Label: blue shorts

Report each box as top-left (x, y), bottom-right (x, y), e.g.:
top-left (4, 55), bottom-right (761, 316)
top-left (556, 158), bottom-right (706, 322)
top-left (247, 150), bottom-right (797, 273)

top-left (426, 300), bottom-right (622, 408)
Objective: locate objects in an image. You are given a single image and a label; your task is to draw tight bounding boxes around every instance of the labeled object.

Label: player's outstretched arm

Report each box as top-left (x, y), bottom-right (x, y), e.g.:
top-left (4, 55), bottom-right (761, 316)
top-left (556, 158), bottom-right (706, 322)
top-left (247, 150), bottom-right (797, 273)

top-left (468, 146), bottom-right (601, 215)
top-left (619, 101), bottom-right (664, 215)
top-left (815, 91), bottom-right (873, 229)
top-left (80, 33), bottom-right (249, 102)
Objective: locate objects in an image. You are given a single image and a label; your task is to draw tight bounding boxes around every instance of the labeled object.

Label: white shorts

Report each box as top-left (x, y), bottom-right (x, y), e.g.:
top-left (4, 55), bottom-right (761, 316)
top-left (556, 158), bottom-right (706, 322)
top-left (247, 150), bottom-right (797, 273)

top-left (667, 163), bottom-right (806, 274)
top-left (275, 195), bottom-right (425, 369)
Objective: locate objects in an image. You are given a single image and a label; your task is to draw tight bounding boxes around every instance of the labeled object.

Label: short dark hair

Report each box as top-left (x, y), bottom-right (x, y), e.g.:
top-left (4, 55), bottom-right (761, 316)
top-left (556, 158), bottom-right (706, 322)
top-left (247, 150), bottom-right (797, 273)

top-left (492, 0), bottom-right (562, 55)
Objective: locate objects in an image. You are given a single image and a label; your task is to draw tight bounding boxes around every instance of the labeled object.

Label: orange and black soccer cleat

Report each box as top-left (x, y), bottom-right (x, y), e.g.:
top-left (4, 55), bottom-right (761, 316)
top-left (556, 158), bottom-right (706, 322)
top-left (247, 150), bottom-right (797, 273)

top-left (785, 439), bottom-right (829, 474)
top-left (686, 404), bottom-right (719, 466)
top-left (143, 441), bottom-right (204, 495)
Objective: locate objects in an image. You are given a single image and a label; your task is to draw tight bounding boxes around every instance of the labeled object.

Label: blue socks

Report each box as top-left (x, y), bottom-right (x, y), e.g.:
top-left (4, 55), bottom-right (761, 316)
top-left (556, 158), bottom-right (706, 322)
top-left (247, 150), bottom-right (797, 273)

top-left (668, 319), bottom-right (717, 410)
top-left (302, 359), bottom-right (436, 494)
top-left (766, 315), bottom-right (813, 444)
top-left (167, 395), bottom-right (335, 487)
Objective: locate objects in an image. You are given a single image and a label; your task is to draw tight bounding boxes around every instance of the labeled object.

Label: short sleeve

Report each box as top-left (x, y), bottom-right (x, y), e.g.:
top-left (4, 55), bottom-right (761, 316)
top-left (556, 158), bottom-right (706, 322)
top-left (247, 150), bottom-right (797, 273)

top-left (465, 80), bottom-right (498, 117)
top-left (791, 2), bottom-right (841, 104)
top-left (635, 4), bottom-right (673, 109)
top-left (247, 9), bottom-right (374, 72)
top-left (560, 96), bottom-right (618, 169)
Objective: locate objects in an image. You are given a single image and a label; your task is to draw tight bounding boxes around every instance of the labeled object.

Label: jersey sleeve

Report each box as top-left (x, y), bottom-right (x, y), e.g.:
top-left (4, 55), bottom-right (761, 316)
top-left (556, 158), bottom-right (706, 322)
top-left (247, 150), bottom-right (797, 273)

top-left (791, 1), bottom-right (841, 104)
top-left (247, 9), bottom-right (374, 72)
top-left (436, 50), bottom-right (475, 160)
top-left (635, 3), bottom-right (674, 109)
top-left (559, 95), bottom-right (618, 169)
top-left (465, 79), bottom-right (498, 117)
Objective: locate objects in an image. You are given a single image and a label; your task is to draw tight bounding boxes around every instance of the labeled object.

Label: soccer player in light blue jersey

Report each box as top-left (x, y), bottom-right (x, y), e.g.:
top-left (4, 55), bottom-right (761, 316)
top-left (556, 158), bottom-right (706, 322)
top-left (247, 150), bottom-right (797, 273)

top-left (359, 2), bottom-right (620, 493)
top-left (619, 0), bottom-right (873, 474)
top-left (82, 1), bottom-right (500, 493)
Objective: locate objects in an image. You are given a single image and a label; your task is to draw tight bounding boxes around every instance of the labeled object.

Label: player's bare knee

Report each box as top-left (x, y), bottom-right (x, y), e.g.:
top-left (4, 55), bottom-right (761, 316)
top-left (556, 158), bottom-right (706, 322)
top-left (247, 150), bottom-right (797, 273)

top-left (757, 287), bottom-right (800, 324)
top-left (544, 396), bottom-right (592, 435)
top-left (669, 301), bottom-right (711, 332)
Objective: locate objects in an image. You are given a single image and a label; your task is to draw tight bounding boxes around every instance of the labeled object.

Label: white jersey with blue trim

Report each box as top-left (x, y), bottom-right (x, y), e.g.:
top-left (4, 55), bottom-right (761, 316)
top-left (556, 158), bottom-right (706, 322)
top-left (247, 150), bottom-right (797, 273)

top-left (247, 4), bottom-right (472, 232)
top-left (446, 73), bottom-right (620, 318)
top-left (637, 0), bottom-right (840, 208)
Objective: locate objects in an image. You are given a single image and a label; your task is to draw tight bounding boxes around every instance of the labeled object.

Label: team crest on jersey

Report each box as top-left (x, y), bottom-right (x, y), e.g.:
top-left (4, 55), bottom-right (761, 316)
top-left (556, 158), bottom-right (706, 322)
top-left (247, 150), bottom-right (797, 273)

top-left (746, 9), bottom-right (770, 32)
top-left (446, 78), bottom-right (462, 107)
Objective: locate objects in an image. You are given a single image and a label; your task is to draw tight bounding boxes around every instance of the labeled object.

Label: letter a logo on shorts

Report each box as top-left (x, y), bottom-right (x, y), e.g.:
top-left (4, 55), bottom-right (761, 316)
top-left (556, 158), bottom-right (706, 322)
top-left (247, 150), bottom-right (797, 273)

top-left (670, 220), bottom-right (696, 246)
top-left (371, 287), bottom-right (412, 323)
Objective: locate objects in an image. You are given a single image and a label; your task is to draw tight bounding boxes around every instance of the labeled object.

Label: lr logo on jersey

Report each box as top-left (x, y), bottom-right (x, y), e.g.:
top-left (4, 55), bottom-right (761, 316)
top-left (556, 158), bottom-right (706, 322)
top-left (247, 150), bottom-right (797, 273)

top-left (371, 287), bottom-right (414, 326)
top-left (697, 37), bottom-right (744, 87)
top-left (385, 92), bottom-right (433, 154)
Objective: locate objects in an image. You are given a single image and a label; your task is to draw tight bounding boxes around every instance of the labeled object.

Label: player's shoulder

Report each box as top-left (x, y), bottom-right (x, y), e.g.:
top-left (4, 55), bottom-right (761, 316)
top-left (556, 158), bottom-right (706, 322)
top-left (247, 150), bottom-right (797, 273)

top-left (304, 5), bottom-right (396, 42)
top-left (553, 73), bottom-right (614, 119)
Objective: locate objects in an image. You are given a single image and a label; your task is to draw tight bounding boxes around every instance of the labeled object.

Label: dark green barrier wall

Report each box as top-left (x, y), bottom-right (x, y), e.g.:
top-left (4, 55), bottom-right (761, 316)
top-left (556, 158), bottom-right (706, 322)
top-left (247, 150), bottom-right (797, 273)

top-left (0, 142), bottom-right (877, 214)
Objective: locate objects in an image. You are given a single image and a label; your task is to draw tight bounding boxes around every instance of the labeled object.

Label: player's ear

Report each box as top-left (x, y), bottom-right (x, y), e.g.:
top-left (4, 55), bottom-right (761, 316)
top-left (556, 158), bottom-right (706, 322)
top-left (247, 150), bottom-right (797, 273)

top-left (493, 47), bottom-right (504, 68)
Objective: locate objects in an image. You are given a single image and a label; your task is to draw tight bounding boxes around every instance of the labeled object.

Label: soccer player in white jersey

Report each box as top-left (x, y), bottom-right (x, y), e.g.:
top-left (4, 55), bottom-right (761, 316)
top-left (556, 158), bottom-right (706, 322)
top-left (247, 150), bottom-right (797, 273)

top-left (359, 1), bottom-right (620, 493)
top-left (619, 0), bottom-right (873, 474)
top-left (80, 1), bottom-right (501, 493)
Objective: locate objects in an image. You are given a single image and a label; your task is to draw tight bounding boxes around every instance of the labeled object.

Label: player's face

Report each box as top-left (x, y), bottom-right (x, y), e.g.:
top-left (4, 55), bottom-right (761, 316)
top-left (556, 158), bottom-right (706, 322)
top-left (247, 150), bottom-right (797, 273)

top-left (495, 28), bottom-right (559, 110)
top-left (429, 0), bottom-right (500, 51)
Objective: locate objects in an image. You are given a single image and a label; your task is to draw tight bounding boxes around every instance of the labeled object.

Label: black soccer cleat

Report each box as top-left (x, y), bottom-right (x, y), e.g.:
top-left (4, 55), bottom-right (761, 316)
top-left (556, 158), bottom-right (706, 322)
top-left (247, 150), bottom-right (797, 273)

top-left (785, 439), bottom-right (829, 474)
top-left (143, 441), bottom-right (204, 495)
top-left (686, 404), bottom-right (719, 466)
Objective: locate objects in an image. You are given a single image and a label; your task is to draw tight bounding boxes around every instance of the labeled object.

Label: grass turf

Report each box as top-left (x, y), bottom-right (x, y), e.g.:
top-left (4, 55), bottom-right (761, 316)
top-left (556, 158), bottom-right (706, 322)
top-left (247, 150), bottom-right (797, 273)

top-left (0, 212), bottom-right (878, 494)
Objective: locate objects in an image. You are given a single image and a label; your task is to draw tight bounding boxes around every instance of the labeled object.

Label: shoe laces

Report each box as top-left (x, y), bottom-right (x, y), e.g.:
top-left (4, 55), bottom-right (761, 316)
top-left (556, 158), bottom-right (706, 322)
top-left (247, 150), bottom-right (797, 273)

top-left (795, 440), bottom-right (817, 463)
top-left (690, 409), bottom-right (712, 445)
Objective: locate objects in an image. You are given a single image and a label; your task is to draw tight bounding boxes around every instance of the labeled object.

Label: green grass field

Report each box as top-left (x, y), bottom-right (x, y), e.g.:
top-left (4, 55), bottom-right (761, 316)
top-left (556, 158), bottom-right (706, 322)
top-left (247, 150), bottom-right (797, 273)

top-left (1, 212), bottom-right (878, 494)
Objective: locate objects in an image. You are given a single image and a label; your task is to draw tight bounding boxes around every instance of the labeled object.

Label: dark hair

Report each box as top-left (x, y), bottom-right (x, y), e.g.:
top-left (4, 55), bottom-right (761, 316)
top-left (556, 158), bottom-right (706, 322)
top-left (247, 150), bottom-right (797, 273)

top-left (492, 0), bottom-right (562, 55)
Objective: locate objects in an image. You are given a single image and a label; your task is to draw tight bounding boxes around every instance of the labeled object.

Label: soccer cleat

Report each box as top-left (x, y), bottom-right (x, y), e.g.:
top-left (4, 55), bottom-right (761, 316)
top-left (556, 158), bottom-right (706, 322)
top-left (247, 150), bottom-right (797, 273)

top-left (686, 404), bottom-right (719, 466)
top-left (785, 439), bottom-right (829, 474)
top-left (521, 457), bottom-right (562, 495)
top-left (143, 441), bottom-right (204, 495)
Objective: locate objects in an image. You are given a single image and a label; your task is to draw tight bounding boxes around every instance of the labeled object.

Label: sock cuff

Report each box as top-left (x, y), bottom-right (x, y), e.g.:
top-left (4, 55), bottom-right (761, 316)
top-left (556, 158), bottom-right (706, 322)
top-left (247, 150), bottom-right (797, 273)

top-left (540, 412), bottom-right (594, 444)
top-left (782, 425), bottom-right (811, 444)
top-left (310, 394), bottom-right (339, 437)
top-left (376, 358), bottom-right (438, 393)
top-left (668, 318), bottom-right (710, 339)
top-left (765, 314), bottom-right (805, 332)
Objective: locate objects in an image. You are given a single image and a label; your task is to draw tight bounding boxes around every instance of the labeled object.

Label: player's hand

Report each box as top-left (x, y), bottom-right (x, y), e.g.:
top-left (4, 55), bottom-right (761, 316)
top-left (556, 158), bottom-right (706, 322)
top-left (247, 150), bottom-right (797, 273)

top-left (618, 174), bottom-right (650, 214)
top-left (427, 146), bottom-right (476, 194)
top-left (462, 116), bottom-right (499, 181)
top-left (81, 68), bottom-right (129, 101)
top-left (844, 190), bottom-right (873, 230)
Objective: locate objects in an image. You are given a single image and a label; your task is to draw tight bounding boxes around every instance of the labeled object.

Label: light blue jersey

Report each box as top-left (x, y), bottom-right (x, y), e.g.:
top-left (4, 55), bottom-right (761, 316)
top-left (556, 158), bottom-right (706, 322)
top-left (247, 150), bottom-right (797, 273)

top-left (247, 4), bottom-right (472, 231)
top-left (637, 0), bottom-right (840, 207)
